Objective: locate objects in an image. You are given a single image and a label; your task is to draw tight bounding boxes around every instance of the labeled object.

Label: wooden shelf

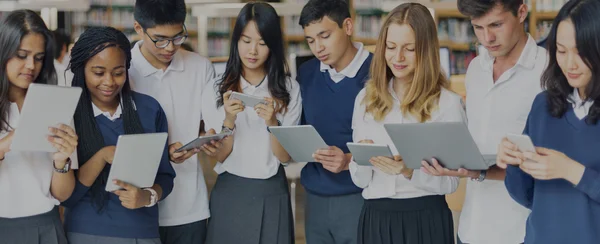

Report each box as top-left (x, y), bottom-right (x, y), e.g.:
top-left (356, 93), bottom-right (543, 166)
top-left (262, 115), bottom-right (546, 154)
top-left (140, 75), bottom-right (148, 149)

top-left (209, 56), bottom-right (229, 63)
top-left (285, 35), bottom-right (305, 42)
top-left (436, 9), bottom-right (467, 18)
top-left (354, 37), bottom-right (378, 45)
top-left (439, 40), bottom-right (472, 51)
top-left (535, 11), bottom-right (558, 20)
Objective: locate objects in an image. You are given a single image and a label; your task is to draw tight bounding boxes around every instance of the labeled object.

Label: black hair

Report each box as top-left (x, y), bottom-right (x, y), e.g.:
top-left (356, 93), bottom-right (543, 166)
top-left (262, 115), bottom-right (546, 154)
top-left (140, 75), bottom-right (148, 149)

top-left (134, 0), bottom-right (187, 29)
top-left (217, 2), bottom-right (291, 114)
top-left (52, 29), bottom-right (71, 60)
top-left (0, 10), bottom-right (57, 132)
top-left (541, 0), bottom-right (600, 125)
top-left (457, 0), bottom-right (523, 18)
top-left (299, 0), bottom-right (351, 28)
top-left (68, 27), bottom-right (145, 211)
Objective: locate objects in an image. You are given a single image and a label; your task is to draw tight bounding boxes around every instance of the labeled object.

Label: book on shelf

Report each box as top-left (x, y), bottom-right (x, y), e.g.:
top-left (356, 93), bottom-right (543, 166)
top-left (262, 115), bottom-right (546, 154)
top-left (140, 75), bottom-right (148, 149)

top-left (536, 0), bottom-right (567, 12)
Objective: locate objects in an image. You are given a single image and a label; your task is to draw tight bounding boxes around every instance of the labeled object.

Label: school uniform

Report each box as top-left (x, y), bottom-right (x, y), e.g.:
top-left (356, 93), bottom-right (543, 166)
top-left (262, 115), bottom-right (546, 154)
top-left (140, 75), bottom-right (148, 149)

top-left (61, 92), bottom-right (175, 243)
top-left (129, 41), bottom-right (215, 244)
top-left (201, 75), bottom-right (302, 244)
top-left (297, 42), bottom-right (372, 244)
top-left (458, 35), bottom-right (546, 244)
top-left (505, 90), bottom-right (600, 244)
top-left (54, 59), bottom-right (73, 87)
top-left (350, 84), bottom-right (465, 244)
top-left (0, 102), bottom-right (79, 244)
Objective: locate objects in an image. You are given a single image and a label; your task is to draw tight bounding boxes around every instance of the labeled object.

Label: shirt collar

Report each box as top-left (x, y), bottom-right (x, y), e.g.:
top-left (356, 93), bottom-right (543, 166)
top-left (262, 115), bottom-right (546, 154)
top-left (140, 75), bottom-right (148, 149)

top-left (240, 75), bottom-right (268, 90)
top-left (91, 96), bottom-right (136, 121)
top-left (131, 41), bottom-right (185, 77)
top-left (320, 42), bottom-right (370, 78)
top-left (480, 34), bottom-right (540, 71)
top-left (570, 88), bottom-right (594, 109)
top-left (387, 78), bottom-right (402, 103)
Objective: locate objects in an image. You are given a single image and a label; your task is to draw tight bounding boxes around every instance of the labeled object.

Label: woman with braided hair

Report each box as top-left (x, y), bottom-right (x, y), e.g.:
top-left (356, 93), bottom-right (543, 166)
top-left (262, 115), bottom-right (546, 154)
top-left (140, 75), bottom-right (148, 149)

top-left (60, 26), bottom-right (175, 244)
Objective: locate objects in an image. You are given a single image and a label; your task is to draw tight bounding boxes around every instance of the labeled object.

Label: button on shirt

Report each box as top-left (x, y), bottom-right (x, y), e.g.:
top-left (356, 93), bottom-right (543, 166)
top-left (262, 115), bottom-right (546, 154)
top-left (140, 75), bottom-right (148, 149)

top-left (202, 76), bottom-right (302, 179)
top-left (0, 103), bottom-right (79, 218)
top-left (458, 35), bottom-right (547, 244)
top-left (129, 41), bottom-right (215, 226)
top-left (320, 42), bottom-right (371, 83)
top-left (349, 83), bottom-right (466, 199)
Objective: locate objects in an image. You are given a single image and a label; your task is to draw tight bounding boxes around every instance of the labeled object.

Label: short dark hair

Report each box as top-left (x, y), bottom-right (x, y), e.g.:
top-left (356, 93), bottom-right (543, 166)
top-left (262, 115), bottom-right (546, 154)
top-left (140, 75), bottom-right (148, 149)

top-left (542, 0), bottom-right (600, 125)
top-left (299, 0), bottom-right (351, 28)
top-left (457, 0), bottom-right (523, 18)
top-left (52, 29), bottom-right (70, 59)
top-left (134, 0), bottom-right (186, 29)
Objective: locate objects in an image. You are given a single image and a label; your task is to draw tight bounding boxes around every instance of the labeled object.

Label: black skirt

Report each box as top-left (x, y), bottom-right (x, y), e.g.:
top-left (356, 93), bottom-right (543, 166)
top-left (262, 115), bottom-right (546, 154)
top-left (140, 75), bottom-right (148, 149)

top-left (0, 206), bottom-right (67, 244)
top-left (205, 165), bottom-right (294, 244)
top-left (358, 195), bottom-right (454, 244)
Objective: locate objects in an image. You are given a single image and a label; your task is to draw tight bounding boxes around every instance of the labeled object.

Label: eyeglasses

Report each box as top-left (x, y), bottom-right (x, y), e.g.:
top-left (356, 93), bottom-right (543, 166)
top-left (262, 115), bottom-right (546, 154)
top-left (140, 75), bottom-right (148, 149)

top-left (144, 25), bottom-right (188, 49)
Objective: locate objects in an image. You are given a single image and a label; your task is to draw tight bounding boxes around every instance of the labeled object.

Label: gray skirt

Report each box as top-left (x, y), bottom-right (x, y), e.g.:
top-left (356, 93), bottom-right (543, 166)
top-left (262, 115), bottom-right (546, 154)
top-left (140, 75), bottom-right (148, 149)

top-left (205, 165), bottom-right (294, 244)
top-left (67, 232), bottom-right (161, 244)
top-left (0, 206), bottom-right (67, 244)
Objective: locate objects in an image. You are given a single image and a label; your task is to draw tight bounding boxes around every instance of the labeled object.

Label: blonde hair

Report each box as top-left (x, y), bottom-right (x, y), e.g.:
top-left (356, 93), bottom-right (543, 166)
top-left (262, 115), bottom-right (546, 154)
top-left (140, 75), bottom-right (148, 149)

top-left (363, 3), bottom-right (448, 122)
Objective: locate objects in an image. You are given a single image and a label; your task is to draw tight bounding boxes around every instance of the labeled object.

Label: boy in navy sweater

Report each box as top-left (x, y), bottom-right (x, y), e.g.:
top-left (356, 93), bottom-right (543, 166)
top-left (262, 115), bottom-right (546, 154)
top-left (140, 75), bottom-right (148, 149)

top-left (499, 1), bottom-right (600, 243)
top-left (297, 1), bottom-right (373, 243)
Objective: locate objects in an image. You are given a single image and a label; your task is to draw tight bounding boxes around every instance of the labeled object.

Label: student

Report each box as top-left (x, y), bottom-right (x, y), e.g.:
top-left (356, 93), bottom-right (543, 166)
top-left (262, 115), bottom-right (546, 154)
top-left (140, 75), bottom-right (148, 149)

top-left (128, 0), bottom-right (218, 243)
top-left (297, 0), bottom-right (372, 242)
top-left (0, 10), bottom-right (78, 244)
top-left (420, 1), bottom-right (547, 243)
top-left (349, 3), bottom-right (464, 244)
top-left (201, 2), bottom-right (301, 243)
top-left (499, 1), bottom-right (600, 243)
top-left (52, 29), bottom-right (72, 86)
top-left (61, 26), bottom-right (176, 244)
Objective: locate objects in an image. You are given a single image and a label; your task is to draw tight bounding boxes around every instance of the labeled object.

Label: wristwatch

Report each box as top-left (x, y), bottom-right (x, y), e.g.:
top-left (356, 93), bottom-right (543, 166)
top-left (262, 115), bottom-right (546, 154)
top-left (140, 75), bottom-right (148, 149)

top-left (474, 170), bottom-right (487, 182)
top-left (266, 119), bottom-right (282, 133)
top-left (53, 158), bottom-right (71, 174)
top-left (221, 124), bottom-right (235, 134)
top-left (144, 188), bottom-right (158, 207)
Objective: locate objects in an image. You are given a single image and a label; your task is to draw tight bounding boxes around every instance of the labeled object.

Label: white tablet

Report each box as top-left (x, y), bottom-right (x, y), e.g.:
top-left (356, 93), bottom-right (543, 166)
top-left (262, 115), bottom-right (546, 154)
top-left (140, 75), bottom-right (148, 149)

top-left (11, 84), bottom-right (82, 152)
top-left (230, 91), bottom-right (267, 107)
top-left (384, 122), bottom-right (494, 170)
top-left (347, 143), bottom-right (394, 166)
top-left (506, 133), bottom-right (536, 153)
top-left (105, 133), bottom-right (168, 192)
top-left (268, 125), bottom-right (328, 163)
top-left (174, 131), bottom-right (231, 153)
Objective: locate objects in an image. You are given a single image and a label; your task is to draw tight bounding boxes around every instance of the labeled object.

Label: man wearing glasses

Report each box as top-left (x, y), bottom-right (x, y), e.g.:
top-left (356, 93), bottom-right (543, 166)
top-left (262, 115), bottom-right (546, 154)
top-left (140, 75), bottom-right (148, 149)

top-left (129, 1), bottom-right (218, 244)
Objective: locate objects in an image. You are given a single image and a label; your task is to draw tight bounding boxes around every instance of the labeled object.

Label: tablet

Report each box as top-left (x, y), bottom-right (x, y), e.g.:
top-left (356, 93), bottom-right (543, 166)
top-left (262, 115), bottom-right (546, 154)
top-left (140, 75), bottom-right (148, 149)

top-left (230, 91), bottom-right (267, 107)
top-left (506, 133), bottom-right (536, 153)
top-left (384, 122), bottom-right (494, 170)
top-left (268, 125), bottom-right (328, 163)
top-left (174, 131), bottom-right (231, 153)
top-left (11, 84), bottom-right (82, 152)
top-left (105, 133), bottom-right (168, 192)
top-left (347, 142), bottom-right (394, 166)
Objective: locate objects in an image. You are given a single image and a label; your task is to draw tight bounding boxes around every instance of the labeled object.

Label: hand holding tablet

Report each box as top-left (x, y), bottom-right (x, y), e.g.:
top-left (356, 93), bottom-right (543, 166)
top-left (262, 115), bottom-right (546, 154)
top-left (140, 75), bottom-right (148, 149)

top-left (230, 91), bottom-right (268, 107)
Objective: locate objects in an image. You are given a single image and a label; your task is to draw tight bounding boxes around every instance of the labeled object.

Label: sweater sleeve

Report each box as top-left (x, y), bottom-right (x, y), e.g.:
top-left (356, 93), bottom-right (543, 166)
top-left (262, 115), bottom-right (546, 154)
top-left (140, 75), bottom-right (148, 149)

top-left (505, 115), bottom-right (535, 209)
top-left (575, 167), bottom-right (600, 203)
top-left (60, 177), bottom-right (91, 208)
top-left (154, 106), bottom-right (176, 200)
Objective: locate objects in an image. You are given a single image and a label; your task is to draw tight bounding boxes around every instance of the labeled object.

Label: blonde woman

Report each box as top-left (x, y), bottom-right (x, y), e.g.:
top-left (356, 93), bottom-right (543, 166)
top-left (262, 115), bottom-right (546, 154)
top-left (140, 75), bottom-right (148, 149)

top-left (349, 3), bottom-right (466, 244)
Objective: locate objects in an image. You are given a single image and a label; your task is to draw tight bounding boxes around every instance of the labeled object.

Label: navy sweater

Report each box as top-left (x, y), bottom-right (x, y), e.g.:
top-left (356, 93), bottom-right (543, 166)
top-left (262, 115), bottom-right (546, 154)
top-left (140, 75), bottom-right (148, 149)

top-left (62, 92), bottom-right (175, 239)
top-left (505, 92), bottom-right (600, 244)
top-left (298, 54), bottom-right (373, 196)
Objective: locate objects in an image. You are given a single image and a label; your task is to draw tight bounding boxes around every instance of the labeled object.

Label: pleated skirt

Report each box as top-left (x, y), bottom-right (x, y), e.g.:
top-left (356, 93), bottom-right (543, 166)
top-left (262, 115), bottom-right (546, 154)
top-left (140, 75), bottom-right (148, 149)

top-left (0, 206), bottom-right (67, 244)
top-left (205, 165), bottom-right (294, 244)
top-left (358, 195), bottom-right (455, 244)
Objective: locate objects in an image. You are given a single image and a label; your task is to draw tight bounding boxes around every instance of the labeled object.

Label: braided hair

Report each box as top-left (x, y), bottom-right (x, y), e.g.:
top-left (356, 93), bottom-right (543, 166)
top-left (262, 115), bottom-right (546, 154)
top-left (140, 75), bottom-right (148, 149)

top-left (68, 27), bottom-right (145, 212)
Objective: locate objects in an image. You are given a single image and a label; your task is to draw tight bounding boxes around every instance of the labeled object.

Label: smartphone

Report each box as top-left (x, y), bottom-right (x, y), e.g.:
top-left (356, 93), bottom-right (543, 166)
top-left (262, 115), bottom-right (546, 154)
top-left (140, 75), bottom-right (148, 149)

top-left (174, 132), bottom-right (231, 153)
top-left (506, 133), bottom-right (536, 153)
top-left (230, 92), bottom-right (267, 107)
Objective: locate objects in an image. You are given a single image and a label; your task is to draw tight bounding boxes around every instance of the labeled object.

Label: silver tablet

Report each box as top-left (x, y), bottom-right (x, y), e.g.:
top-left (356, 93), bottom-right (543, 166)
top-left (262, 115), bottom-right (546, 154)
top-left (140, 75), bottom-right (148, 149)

top-left (230, 91), bottom-right (267, 108)
top-left (347, 143), bottom-right (394, 166)
top-left (175, 132), bottom-right (231, 153)
top-left (11, 84), bottom-right (82, 152)
top-left (105, 133), bottom-right (168, 192)
top-left (268, 125), bottom-right (328, 163)
top-left (384, 122), bottom-right (494, 170)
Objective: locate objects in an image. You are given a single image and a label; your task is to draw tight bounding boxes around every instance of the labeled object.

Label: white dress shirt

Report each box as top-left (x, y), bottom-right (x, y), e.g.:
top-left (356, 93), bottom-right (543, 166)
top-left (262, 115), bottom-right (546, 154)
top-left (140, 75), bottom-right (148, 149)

top-left (129, 41), bottom-right (215, 226)
top-left (0, 103), bottom-right (79, 218)
top-left (570, 88), bottom-right (594, 119)
top-left (349, 82), bottom-right (466, 199)
top-left (458, 35), bottom-right (547, 244)
top-left (54, 59), bottom-right (73, 87)
top-left (202, 76), bottom-right (302, 179)
top-left (320, 42), bottom-right (371, 83)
